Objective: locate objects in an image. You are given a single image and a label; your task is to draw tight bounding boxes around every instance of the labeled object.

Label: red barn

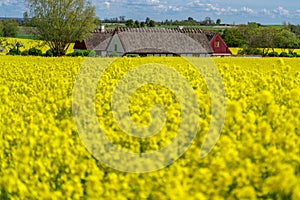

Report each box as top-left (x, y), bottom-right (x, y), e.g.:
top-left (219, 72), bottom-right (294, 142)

top-left (205, 32), bottom-right (232, 56)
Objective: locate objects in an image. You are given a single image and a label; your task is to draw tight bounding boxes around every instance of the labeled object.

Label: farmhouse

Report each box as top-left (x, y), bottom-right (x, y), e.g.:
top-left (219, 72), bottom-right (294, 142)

top-left (74, 27), bottom-right (215, 57)
top-left (205, 32), bottom-right (232, 56)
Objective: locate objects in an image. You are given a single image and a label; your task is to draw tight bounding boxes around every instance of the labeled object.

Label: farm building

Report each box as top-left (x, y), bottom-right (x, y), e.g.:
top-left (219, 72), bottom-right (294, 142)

top-left (205, 32), bottom-right (232, 56)
top-left (74, 27), bottom-right (214, 57)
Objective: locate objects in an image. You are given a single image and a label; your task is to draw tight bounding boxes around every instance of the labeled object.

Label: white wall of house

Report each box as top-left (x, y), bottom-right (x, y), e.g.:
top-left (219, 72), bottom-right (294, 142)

top-left (106, 34), bottom-right (125, 56)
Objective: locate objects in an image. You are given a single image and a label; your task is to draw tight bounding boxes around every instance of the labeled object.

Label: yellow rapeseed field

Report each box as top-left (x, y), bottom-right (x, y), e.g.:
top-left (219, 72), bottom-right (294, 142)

top-left (0, 56), bottom-right (299, 199)
top-left (0, 37), bottom-right (74, 55)
top-left (229, 48), bottom-right (300, 56)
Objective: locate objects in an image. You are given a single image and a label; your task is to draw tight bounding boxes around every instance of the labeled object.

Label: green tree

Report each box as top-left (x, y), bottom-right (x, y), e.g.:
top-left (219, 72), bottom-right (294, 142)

top-left (237, 24), bottom-right (258, 44)
top-left (145, 17), bottom-right (151, 26)
top-left (188, 17), bottom-right (194, 22)
top-left (291, 25), bottom-right (300, 39)
top-left (94, 17), bottom-right (101, 26)
top-left (274, 29), bottom-right (300, 52)
top-left (148, 20), bottom-right (156, 27)
top-left (134, 20), bottom-right (140, 28)
top-left (27, 0), bottom-right (96, 56)
top-left (1, 19), bottom-right (19, 37)
top-left (125, 19), bottom-right (134, 27)
top-left (221, 28), bottom-right (246, 47)
top-left (249, 27), bottom-right (279, 55)
top-left (216, 18), bottom-right (221, 25)
top-left (0, 22), bottom-right (3, 37)
top-left (140, 22), bottom-right (146, 28)
top-left (23, 11), bottom-right (29, 23)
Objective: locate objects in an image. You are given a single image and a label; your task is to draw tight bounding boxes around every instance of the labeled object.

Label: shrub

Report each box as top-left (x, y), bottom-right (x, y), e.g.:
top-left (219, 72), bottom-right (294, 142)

top-left (267, 52), bottom-right (278, 57)
top-left (87, 50), bottom-right (96, 57)
top-left (28, 47), bottom-right (43, 56)
top-left (290, 52), bottom-right (298, 57)
top-left (279, 52), bottom-right (296, 57)
top-left (44, 49), bottom-right (54, 57)
top-left (75, 51), bottom-right (84, 57)
top-left (238, 48), bottom-right (262, 56)
top-left (21, 50), bottom-right (29, 56)
top-left (66, 50), bottom-right (96, 57)
top-left (126, 54), bottom-right (139, 57)
top-left (66, 52), bottom-right (75, 57)
top-left (252, 48), bottom-right (263, 55)
top-left (7, 48), bottom-right (21, 56)
top-left (279, 52), bottom-right (287, 57)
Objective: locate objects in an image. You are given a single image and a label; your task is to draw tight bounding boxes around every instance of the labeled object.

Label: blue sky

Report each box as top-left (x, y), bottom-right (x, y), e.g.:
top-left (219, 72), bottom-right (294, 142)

top-left (1, 0), bottom-right (300, 24)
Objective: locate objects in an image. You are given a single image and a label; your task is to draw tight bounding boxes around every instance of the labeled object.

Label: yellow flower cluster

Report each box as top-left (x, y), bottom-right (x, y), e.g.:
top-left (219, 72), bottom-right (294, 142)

top-left (0, 56), bottom-right (299, 199)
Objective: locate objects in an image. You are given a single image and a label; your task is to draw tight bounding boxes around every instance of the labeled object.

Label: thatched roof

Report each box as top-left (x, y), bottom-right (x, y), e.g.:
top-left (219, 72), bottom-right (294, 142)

top-left (205, 32), bottom-right (217, 41)
top-left (183, 31), bottom-right (214, 53)
top-left (77, 27), bottom-right (214, 55)
top-left (85, 30), bottom-right (114, 49)
top-left (73, 29), bottom-right (114, 50)
top-left (93, 37), bottom-right (112, 51)
top-left (118, 31), bottom-right (209, 54)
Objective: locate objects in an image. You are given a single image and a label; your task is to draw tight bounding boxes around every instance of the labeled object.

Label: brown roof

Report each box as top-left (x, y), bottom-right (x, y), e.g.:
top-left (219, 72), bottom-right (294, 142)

top-left (118, 31), bottom-right (210, 54)
top-left (78, 27), bottom-right (214, 54)
top-left (183, 31), bottom-right (214, 53)
top-left (85, 29), bottom-right (114, 49)
top-left (93, 37), bottom-right (112, 51)
top-left (205, 32), bottom-right (217, 41)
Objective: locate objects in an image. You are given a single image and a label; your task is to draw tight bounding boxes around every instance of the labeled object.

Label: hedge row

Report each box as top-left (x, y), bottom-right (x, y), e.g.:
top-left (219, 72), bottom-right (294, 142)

top-left (238, 48), bottom-right (300, 57)
top-left (7, 48), bottom-right (96, 57)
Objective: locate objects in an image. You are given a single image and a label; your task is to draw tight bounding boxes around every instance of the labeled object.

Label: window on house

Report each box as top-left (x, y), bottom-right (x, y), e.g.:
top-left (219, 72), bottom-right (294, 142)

top-left (115, 44), bottom-right (118, 52)
top-left (215, 41), bottom-right (220, 48)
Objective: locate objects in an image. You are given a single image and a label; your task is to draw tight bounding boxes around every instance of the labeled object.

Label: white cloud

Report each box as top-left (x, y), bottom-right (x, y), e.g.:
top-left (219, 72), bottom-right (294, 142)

top-left (146, 0), bottom-right (160, 4)
top-left (104, 2), bottom-right (110, 9)
top-left (240, 6), bottom-right (255, 14)
top-left (154, 4), bottom-right (167, 11)
top-left (153, 4), bottom-right (183, 12)
top-left (187, 1), bottom-right (256, 16)
top-left (260, 8), bottom-right (276, 18)
top-left (168, 5), bottom-right (183, 12)
top-left (261, 8), bottom-right (271, 15)
top-left (0, 0), bottom-right (19, 6)
top-left (273, 6), bottom-right (290, 17)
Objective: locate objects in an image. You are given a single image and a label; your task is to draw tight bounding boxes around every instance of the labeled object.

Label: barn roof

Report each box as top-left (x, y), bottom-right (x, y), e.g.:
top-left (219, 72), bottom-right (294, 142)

top-left (183, 31), bottom-right (213, 53)
top-left (93, 37), bottom-right (112, 51)
top-left (85, 29), bottom-right (114, 49)
top-left (205, 32), bottom-right (217, 41)
top-left (77, 27), bottom-right (214, 54)
top-left (117, 29), bottom-right (211, 54)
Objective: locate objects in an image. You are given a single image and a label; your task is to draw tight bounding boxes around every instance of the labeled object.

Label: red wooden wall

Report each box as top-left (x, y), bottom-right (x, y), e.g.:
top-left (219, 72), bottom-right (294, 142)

top-left (210, 34), bottom-right (232, 55)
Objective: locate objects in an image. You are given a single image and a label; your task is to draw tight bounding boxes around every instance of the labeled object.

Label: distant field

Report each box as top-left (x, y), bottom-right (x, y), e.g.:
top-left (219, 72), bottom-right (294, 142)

top-left (16, 34), bottom-right (41, 40)
top-left (18, 26), bottom-right (36, 35)
top-left (0, 37), bottom-right (74, 55)
top-left (229, 48), bottom-right (300, 56)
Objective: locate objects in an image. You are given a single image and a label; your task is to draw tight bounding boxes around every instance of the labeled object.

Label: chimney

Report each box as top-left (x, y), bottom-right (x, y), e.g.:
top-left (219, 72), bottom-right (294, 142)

top-left (100, 24), bottom-right (105, 33)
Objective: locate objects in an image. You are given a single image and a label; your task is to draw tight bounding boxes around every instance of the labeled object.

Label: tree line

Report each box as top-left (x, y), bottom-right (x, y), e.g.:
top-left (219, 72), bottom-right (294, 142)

top-left (0, 19), bottom-right (19, 37)
top-left (99, 16), bottom-right (223, 27)
top-left (220, 23), bottom-right (300, 56)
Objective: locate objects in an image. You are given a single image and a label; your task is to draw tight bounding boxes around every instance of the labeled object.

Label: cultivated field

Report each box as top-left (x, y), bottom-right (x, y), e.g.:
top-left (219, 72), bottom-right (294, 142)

top-left (0, 37), bottom-right (74, 55)
top-left (0, 56), bottom-right (299, 199)
top-left (229, 48), bottom-right (300, 56)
